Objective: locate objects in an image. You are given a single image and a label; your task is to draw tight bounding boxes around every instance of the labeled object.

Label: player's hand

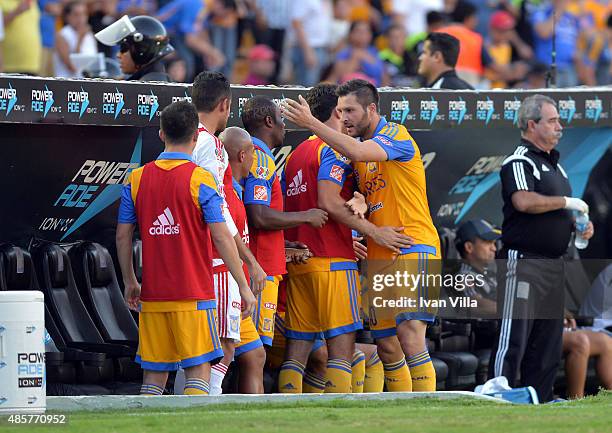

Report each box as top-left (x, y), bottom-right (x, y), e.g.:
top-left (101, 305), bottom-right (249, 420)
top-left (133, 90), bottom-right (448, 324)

top-left (123, 278), bottom-right (141, 311)
top-left (353, 235), bottom-right (368, 261)
top-left (346, 191), bottom-right (368, 219)
top-left (304, 208), bottom-right (328, 228)
top-left (371, 226), bottom-right (415, 254)
top-left (282, 95), bottom-right (315, 129)
top-left (247, 260), bottom-right (266, 296)
top-left (285, 241), bottom-right (312, 264)
top-left (239, 285), bottom-right (257, 319)
top-left (564, 197), bottom-right (589, 214)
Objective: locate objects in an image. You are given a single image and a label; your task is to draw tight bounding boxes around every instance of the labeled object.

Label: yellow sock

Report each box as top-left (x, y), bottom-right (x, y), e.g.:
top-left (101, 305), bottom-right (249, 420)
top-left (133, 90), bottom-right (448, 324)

top-left (325, 359), bottom-right (352, 393)
top-left (278, 359), bottom-right (305, 393)
top-left (407, 350), bottom-right (436, 392)
top-left (383, 358), bottom-right (412, 392)
top-left (364, 352), bottom-right (384, 393)
top-left (351, 351), bottom-right (366, 393)
top-left (303, 370), bottom-right (326, 393)
top-left (183, 379), bottom-right (209, 395)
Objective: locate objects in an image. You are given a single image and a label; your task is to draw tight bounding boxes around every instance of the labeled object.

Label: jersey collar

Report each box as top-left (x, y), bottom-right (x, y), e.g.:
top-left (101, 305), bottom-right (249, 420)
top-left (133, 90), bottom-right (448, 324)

top-left (252, 136), bottom-right (273, 157)
top-left (157, 151), bottom-right (193, 161)
top-left (373, 116), bottom-right (388, 137)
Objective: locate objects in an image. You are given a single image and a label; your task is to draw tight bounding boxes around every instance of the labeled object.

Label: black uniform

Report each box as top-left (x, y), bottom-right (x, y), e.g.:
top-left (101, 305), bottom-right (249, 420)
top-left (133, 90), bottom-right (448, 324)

top-left (427, 70), bottom-right (474, 90)
top-left (128, 61), bottom-right (170, 82)
top-left (489, 139), bottom-right (572, 402)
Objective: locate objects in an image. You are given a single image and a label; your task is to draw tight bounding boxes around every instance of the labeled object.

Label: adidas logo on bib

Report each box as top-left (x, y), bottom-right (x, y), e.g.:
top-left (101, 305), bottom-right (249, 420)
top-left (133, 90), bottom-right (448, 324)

top-left (287, 169), bottom-right (307, 196)
top-left (149, 207), bottom-right (180, 236)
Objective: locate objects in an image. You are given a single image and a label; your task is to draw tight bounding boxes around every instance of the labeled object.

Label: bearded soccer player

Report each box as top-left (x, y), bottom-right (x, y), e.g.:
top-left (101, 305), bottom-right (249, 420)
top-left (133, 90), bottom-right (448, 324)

top-left (116, 101), bottom-right (255, 396)
top-left (283, 79), bottom-right (441, 392)
top-left (240, 96), bottom-right (328, 348)
top-left (280, 83), bottom-right (416, 393)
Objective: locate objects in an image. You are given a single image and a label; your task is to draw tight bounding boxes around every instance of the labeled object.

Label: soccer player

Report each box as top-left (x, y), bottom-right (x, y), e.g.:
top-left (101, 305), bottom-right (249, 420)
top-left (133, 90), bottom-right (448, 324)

top-left (240, 96), bottom-right (328, 349)
top-left (191, 71), bottom-right (267, 394)
top-left (116, 101), bottom-right (256, 396)
top-left (280, 83), bottom-right (416, 394)
top-left (220, 126), bottom-right (267, 394)
top-left (283, 79), bottom-right (441, 392)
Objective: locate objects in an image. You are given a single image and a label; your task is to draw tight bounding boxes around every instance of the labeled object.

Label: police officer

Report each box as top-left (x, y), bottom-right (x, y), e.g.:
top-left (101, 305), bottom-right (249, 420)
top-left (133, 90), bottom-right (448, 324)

top-left (94, 15), bottom-right (174, 81)
top-left (488, 94), bottom-right (594, 402)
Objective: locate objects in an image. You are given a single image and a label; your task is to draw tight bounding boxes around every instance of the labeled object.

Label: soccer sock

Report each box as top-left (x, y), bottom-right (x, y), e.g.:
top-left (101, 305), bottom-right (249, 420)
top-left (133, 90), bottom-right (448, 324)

top-left (302, 370), bottom-right (326, 393)
top-left (140, 384), bottom-right (164, 396)
top-left (407, 349), bottom-right (436, 392)
top-left (183, 378), bottom-right (210, 395)
top-left (351, 350), bottom-right (366, 393)
top-left (278, 359), bottom-right (305, 393)
top-left (209, 362), bottom-right (229, 396)
top-left (364, 352), bottom-right (384, 393)
top-left (383, 358), bottom-right (412, 392)
top-left (325, 359), bottom-right (352, 393)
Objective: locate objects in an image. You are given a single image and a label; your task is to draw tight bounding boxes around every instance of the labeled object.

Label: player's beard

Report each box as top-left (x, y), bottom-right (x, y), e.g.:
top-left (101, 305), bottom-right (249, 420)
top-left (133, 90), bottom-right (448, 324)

top-left (355, 110), bottom-right (371, 139)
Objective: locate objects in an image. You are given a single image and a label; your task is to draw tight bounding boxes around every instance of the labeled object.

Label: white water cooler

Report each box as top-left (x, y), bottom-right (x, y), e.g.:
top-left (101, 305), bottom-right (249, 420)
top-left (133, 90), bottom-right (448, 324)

top-left (0, 291), bottom-right (46, 414)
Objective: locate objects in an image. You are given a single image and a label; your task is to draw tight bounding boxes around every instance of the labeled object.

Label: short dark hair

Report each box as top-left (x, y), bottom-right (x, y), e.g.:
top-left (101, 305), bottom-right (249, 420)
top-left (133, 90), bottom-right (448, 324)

top-left (191, 71), bottom-right (231, 113)
top-left (241, 96), bottom-right (277, 135)
top-left (306, 83), bottom-right (339, 122)
top-left (62, 0), bottom-right (83, 22)
top-left (349, 20), bottom-right (374, 36)
top-left (452, 0), bottom-right (477, 24)
top-left (336, 79), bottom-right (379, 109)
top-left (160, 101), bottom-right (199, 144)
top-left (426, 32), bottom-right (461, 67)
top-left (427, 11), bottom-right (447, 26)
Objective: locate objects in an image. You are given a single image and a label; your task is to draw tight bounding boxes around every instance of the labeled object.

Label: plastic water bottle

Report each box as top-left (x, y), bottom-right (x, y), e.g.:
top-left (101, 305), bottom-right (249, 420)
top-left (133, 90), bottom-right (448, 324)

top-left (574, 212), bottom-right (589, 250)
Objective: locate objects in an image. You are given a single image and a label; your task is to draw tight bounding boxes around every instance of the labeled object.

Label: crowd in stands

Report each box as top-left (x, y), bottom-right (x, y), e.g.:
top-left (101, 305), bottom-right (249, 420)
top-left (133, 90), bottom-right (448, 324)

top-left (1, 0), bottom-right (611, 88)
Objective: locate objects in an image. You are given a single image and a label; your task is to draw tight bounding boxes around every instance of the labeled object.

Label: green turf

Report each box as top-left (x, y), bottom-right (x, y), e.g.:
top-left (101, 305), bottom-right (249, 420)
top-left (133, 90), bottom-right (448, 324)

top-left (2, 391), bottom-right (611, 433)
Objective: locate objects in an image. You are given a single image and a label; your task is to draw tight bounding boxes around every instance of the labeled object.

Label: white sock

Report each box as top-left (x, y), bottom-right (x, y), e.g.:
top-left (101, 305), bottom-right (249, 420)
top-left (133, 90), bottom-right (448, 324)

top-left (174, 368), bottom-right (186, 395)
top-left (209, 362), bottom-right (229, 396)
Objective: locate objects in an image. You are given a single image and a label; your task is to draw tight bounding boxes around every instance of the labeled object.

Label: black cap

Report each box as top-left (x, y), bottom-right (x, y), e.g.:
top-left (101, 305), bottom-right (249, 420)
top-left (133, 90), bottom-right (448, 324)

top-left (456, 219), bottom-right (501, 244)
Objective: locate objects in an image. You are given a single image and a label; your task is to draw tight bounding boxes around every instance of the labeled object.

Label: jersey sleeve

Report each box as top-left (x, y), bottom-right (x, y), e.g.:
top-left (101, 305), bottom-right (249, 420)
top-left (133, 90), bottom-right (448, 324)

top-left (191, 168), bottom-right (225, 223)
top-left (500, 159), bottom-right (536, 195)
top-left (371, 123), bottom-right (416, 162)
top-left (317, 145), bottom-right (353, 186)
top-left (243, 149), bottom-right (276, 206)
top-left (118, 168), bottom-right (142, 224)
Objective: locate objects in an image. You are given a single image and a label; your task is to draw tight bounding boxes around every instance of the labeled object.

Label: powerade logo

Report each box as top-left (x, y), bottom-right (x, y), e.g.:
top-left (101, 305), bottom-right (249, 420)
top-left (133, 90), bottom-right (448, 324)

top-left (476, 98), bottom-right (495, 125)
top-left (0, 83), bottom-right (21, 116)
top-left (67, 87), bottom-right (94, 118)
top-left (46, 134), bottom-right (142, 240)
top-left (420, 97), bottom-right (439, 125)
top-left (137, 90), bottom-right (160, 121)
top-left (102, 88), bottom-right (128, 119)
top-left (585, 98), bottom-right (603, 122)
top-left (558, 98), bottom-right (576, 124)
top-left (448, 98), bottom-right (468, 124)
top-left (31, 85), bottom-right (59, 117)
top-left (504, 98), bottom-right (521, 125)
top-left (390, 97), bottom-right (415, 123)
top-left (172, 90), bottom-right (191, 103)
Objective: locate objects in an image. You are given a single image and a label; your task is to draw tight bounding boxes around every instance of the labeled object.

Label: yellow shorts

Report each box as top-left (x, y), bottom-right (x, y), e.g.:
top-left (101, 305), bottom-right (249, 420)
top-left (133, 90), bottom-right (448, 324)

top-left (365, 248), bottom-right (441, 339)
top-left (235, 315), bottom-right (264, 357)
top-left (252, 275), bottom-right (281, 346)
top-left (285, 258), bottom-right (363, 340)
top-left (136, 300), bottom-right (223, 371)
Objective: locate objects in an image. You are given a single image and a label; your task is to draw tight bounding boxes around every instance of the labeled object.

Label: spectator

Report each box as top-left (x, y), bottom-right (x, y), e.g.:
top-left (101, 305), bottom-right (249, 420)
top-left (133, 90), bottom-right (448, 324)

top-left (253, 0), bottom-right (290, 83)
top-left (531, 0), bottom-right (587, 87)
top-left (391, 0), bottom-right (445, 36)
top-left (406, 10), bottom-right (448, 59)
top-left (243, 44), bottom-right (275, 85)
top-left (166, 57), bottom-right (188, 82)
top-left (38, 0), bottom-right (61, 77)
top-left (454, 219), bottom-right (501, 318)
top-left (0, 8), bottom-right (3, 71)
top-left (116, 0), bottom-right (155, 16)
top-left (379, 24), bottom-right (417, 86)
top-left (54, 1), bottom-right (98, 78)
top-left (328, 0), bottom-right (351, 54)
top-left (290, 0), bottom-right (331, 86)
top-left (332, 20), bottom-right (387, 86)
top-left (208, 0), bottom-right (240, 79)
top-left (513, 62), bottom-right (548, 89)
top-left (0, 0), bottom-right (42, 74)
top-left (89, 0), bottom-right (118, 58)
top-left (576, 12), bottom-right (611, 86)
top-left (417, 32), bottom-right (474, 89)
top-left (485, 10), bottom-right (532, 88)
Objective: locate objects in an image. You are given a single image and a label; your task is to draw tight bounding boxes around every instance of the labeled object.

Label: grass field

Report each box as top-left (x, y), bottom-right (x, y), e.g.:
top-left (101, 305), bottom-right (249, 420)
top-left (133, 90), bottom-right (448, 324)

top-left (2, 391), bottom-right (611, 433)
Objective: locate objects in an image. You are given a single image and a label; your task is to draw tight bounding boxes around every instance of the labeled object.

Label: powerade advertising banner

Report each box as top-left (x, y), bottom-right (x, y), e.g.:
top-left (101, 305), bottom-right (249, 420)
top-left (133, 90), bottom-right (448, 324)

top-left (0, 76), bottom-right (610, 257)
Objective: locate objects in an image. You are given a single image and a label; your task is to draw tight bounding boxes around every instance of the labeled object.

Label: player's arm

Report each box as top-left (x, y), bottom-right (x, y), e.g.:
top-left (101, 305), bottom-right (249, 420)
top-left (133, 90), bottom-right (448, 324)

top-left (282, 96), bottom-right (387, 162)
top-left (116, 178), bottom-right (140, 310)
top-left (246, 204), bottom-right (327, 230)
top-left (234, 233), bottom-right (266, 295)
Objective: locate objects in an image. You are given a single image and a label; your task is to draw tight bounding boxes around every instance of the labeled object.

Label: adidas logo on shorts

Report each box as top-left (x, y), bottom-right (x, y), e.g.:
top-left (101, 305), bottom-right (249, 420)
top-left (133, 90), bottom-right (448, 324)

top-left (149, 207), bottom-right (180, 236)
top-left (286, 169), bottom-right (307, 197)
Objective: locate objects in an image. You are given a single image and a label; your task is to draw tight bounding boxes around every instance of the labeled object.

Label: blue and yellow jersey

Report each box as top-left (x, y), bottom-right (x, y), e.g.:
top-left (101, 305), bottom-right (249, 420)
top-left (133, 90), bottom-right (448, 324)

top-left (354, 118), bottom-right (440, 260)
top-left (118, 152), bottom-right (224, 226)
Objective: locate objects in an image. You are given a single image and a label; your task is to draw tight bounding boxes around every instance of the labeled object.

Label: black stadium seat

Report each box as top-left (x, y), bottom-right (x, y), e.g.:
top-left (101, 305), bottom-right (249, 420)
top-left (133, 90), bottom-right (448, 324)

top-left (69, 242), bottom-right (138, 348)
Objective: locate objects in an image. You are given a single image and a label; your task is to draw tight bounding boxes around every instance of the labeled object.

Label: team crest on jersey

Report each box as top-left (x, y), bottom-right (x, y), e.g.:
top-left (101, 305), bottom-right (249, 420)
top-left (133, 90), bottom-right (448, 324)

top-left (367, 162), bottom-right (378, 173)
top-left (263, 318), bottom-right (274, 332)
top-left (253, 185), bottom-right (268, 201)
top-left (329, 165), bottom-right (345, 182)
top-left (230, 315), bottom-right (240, 333)
top-left (256, 166), bottom-right (270, 179)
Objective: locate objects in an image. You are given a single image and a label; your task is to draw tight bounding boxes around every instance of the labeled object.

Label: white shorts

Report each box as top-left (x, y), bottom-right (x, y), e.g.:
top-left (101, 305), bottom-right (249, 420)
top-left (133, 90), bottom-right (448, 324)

top-left (213, 269), bottom-right (242, 342)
